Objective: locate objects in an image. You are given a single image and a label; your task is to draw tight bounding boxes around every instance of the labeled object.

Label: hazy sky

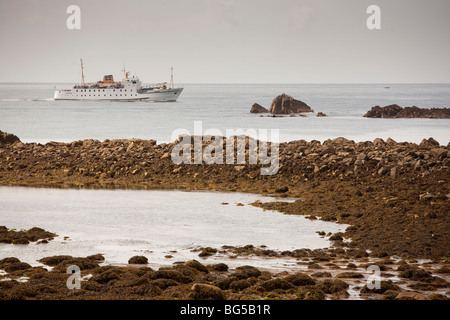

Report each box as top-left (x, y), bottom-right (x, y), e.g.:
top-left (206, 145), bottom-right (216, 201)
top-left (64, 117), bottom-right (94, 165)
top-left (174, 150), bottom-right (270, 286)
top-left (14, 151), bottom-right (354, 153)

top-left (1, 0), bottom-right (449, 84)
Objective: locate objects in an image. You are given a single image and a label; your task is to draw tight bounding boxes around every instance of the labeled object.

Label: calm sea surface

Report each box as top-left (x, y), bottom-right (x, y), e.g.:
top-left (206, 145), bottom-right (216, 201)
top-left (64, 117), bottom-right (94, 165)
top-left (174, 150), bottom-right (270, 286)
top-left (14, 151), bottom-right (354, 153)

top-left (0, 83), bottom-right (449, 144)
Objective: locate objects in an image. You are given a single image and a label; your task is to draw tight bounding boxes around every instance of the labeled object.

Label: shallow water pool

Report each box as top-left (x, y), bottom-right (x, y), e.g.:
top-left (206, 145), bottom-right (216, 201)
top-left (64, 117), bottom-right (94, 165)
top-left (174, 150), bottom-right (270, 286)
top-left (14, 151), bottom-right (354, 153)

top-left (0, 187), bottom-right (348, 269)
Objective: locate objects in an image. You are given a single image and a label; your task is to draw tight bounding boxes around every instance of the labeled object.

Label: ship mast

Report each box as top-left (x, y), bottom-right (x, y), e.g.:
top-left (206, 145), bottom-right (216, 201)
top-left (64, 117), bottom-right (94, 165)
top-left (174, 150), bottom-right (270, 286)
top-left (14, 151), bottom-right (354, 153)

top-left (122, 66), bottom-right (129, 79)
top-left (169, 66), bottom-right (174, 89)
top-left (80, 59), bottom-right (85, 86)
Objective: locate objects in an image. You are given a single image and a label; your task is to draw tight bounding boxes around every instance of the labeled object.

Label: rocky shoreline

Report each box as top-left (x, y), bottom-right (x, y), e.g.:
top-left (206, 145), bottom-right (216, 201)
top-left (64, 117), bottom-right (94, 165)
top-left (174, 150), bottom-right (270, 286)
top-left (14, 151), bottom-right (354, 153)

top-left (0, 130), bottom-right (449, 299)
top-left (1, 250), bottom-right (449, 300)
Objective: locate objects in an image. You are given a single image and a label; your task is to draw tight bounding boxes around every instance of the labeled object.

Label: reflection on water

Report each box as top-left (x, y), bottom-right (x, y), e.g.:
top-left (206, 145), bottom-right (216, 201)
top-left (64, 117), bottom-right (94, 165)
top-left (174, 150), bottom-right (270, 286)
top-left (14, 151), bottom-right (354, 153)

top-left (0, 187), bottom-right (347, 269)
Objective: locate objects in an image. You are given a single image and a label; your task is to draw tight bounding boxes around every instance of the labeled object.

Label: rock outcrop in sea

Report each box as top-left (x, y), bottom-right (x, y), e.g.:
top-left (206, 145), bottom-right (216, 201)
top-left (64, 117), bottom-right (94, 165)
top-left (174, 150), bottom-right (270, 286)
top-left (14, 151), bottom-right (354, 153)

top-left (364, 105), bottom-right (450, 118)
top-left (250, 94), bottom-right (314, 115)
top-left (269, 94), bottom-right (314, 114)
top-left (250, 103), bottom-right (269, 114)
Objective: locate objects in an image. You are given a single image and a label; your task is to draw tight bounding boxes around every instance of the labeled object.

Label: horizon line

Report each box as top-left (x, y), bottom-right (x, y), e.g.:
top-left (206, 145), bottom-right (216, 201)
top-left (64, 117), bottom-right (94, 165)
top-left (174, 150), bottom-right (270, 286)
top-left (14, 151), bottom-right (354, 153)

top-left (1, 82), bottom-right (450, 85)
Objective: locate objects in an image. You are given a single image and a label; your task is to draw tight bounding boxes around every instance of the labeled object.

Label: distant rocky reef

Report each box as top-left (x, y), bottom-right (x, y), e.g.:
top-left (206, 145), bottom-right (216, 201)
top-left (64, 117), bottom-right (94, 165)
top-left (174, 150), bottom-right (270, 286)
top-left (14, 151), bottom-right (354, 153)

top-left (364, 105), bottom-right (450, 119)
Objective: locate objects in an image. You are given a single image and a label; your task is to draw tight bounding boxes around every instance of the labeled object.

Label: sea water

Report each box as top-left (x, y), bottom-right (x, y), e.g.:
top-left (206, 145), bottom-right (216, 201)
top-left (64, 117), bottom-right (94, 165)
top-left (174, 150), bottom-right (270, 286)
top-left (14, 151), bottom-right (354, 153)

top-left (0, 83), bottom-right (449, 144)
top-left (0, 187), bottom-right (347, 269)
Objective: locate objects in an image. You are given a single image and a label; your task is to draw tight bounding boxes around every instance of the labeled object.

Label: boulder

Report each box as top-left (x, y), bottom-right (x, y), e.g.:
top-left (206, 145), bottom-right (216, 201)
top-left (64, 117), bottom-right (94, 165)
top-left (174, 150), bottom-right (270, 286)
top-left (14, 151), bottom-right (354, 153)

top-left (183, 260), bottom-right (209, 273)
top-left (250, 103), bottom-right (269, 113)
top-left (395, 291), bottom-right (427, 300)
top-left (153, 270), bottom-right (192, 283)
top-left (361, 280), bottom-right (400, 294)
top-left (335, 272), bottom-right (364, 279)
top-left (316, 112), bottom-right (327, 117)
top-left (284, 272), bottom-right (316, 286)
top-left (268, 94), bottom-right (314, 114)
top-left (319, 279), bottom-right (349, 294)
top-left (39, 255), bottom-right (73, 266)
top-left (87, 254), bottom-right (105, 262)
top-left (190, 283), bottom-right (226, 300)
top-left (0, 130), bottom-right (20, 145)
top-left (229, 279), bottom-right (252, 291)
top-left (261, 278), bottom-right (294, 291)
top-left (399, 268), bottom-right (432, 280)
top-left (128, 256), bottom-right (148, 264)
top-left (208, 263), bottom-right (229, 272)
top-left (91, 269), bottom-right (120, 284)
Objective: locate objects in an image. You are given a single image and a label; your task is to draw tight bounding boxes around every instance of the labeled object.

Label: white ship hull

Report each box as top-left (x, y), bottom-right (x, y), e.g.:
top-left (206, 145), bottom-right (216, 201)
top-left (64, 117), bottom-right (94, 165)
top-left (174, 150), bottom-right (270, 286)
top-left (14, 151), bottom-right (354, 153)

top-left (54, 87), bottom-right (183, 102)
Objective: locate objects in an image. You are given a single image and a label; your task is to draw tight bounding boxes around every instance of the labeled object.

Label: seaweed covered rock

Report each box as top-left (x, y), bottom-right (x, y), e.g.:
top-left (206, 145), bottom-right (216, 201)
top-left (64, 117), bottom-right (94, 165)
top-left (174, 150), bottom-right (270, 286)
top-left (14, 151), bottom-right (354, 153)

top-left (361, 280), bottom-right (400, 294)
top-left (38, 255), bottom-right (99, 270)
top-left (284, 272), bottom-right (316, 286)
top-left (319, 279), bottom-right (349, 294)
top-left (183, 260), bottom-right (209, 273)
top-left (128, 256), bottom-right (148, 265)
top-left (260, 278), bottom-right (294, 291)
top-left (0, 226), bottom-right (56, 244)
top-left (0, 257), bottom-right (32, 273)
top-left (234, 265), bottom-right (261, 278)
top-left (91, 269), bottom-right (120, 284)
top-left (190, 283), bottom-right (226, 300)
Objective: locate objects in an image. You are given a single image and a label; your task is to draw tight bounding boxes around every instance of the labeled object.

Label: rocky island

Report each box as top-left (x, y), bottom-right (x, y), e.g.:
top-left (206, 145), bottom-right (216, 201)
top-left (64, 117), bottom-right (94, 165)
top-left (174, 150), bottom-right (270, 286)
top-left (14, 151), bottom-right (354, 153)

top-left (364, 105), bottom-right (450, 119)
top-left (251, 94), bottom-right (314, 116)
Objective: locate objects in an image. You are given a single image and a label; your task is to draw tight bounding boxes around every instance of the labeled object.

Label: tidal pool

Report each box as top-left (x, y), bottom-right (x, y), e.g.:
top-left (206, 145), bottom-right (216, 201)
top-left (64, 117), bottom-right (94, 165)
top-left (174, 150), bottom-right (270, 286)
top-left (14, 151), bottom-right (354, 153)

top-left (0, 187), bottom-right (348, 270)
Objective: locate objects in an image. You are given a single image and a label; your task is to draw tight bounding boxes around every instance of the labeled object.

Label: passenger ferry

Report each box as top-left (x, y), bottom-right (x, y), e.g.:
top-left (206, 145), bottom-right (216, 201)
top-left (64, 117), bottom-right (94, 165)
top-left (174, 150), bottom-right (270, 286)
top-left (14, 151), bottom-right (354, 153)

top-left (54, 59), bottom-right (183, 101)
